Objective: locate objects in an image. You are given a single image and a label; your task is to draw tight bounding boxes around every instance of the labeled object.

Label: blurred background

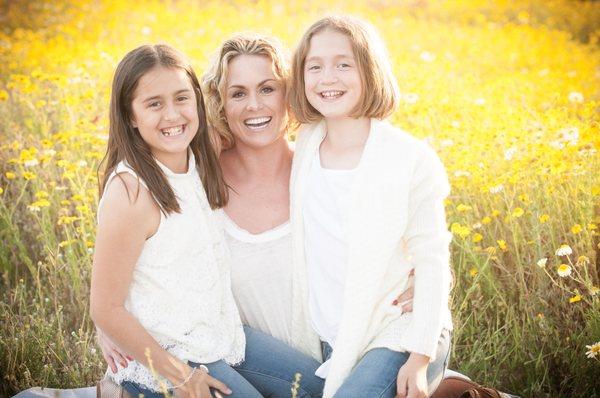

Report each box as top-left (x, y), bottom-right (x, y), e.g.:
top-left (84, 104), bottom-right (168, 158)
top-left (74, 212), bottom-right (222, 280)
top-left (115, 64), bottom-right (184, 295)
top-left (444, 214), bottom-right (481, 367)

top-left (0, 0), bottom-right (599, 396)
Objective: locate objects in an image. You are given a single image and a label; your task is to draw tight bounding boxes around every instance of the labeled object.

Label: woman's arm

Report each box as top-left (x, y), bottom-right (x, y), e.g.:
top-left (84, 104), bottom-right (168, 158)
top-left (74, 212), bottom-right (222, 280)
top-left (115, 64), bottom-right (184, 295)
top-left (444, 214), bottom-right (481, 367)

top-left (90, 174), bottom-right (230, 397)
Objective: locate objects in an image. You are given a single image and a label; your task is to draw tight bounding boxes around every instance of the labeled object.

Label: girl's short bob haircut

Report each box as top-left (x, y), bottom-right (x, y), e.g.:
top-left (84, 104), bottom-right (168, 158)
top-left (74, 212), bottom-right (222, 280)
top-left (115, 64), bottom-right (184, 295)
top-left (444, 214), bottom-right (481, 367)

top-left (290, 15), bottom-right (399, 123)
top-left (202, 33), bottom-right (292, 152)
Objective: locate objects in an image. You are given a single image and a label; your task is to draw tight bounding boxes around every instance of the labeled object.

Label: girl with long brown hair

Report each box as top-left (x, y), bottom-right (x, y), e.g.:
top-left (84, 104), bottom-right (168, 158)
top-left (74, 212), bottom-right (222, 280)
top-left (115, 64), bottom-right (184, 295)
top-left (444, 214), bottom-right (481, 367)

top-left (90, 44), bottom-right (261, 398)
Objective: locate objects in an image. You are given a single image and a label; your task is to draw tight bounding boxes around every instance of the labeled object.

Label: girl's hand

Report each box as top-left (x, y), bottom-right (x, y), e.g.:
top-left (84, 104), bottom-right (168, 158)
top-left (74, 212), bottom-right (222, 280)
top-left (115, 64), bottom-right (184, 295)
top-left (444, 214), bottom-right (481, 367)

top-left (396, 353), bottom-right (429, 398)
top-left (96, 327), bottom-right (132, 372)
top-left (392, 269), bottom-right (415, 313)
top-left (175, 366), bottom-right (232, 398)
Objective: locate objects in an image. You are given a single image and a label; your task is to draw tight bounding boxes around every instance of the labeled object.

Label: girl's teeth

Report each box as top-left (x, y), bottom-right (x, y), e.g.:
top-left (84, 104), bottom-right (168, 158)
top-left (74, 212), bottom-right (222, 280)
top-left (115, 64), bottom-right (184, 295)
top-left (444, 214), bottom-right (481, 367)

top-left (321, 91), bottom-right (343, 98)
top-left (162, 126), bottom-right (184, 136)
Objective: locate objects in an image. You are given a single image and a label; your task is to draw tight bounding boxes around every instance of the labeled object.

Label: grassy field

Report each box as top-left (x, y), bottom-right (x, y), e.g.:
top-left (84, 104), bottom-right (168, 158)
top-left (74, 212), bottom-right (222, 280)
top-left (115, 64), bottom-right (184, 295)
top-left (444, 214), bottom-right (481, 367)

top-left (1, 0), bottom-right (599, 396)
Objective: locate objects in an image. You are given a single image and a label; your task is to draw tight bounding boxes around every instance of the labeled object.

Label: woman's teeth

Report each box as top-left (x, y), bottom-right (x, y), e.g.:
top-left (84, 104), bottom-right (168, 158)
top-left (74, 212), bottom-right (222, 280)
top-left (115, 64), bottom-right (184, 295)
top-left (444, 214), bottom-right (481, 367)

top-left (320, 90), bottom-right (344, 99)
top-left (161, 125), bottom-right (184, 137)
top-left (244, 117), bottom-right (272, 129)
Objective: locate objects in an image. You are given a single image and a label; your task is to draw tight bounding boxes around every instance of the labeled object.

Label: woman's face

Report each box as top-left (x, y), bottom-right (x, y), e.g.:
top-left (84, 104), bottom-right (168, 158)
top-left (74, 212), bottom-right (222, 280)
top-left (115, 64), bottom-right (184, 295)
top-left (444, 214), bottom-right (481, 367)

top-left (224, 54), bottom-right (287, 150)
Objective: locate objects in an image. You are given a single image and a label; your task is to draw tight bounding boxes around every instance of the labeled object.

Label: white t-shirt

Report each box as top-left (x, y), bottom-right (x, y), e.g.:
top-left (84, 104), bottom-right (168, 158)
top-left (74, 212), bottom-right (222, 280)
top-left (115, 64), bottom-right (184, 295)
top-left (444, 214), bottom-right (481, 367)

top-left (303, 151), bottom-right (357, 377)
top-left (221, 210), bottom-right (294, 346)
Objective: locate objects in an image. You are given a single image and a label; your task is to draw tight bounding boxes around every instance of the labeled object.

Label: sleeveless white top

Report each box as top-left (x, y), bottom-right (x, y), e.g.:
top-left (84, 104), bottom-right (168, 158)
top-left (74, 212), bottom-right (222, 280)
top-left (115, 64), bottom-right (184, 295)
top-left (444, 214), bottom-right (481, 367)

top-left (98, 154), bottom-right (245, 391)
top-left (220, 210), bottom-right (294, 346)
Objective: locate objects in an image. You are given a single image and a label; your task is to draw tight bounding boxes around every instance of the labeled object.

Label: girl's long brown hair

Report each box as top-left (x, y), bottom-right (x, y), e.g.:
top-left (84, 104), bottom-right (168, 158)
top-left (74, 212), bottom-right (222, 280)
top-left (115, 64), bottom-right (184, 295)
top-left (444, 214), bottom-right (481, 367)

top-left (98, 44), bottom-right (228, 213)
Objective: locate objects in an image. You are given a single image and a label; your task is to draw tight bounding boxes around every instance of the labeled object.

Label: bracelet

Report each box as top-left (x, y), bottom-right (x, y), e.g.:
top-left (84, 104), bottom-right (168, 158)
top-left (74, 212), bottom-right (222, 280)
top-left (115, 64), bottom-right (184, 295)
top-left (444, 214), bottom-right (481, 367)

top-left (171, 364), bottom-right (209, 390)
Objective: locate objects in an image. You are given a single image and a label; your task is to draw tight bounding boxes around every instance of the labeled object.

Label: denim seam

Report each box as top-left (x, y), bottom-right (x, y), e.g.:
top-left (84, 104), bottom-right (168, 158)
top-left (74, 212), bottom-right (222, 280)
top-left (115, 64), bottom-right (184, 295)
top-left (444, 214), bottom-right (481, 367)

top-left (235, 368), bottom-right (313, 396)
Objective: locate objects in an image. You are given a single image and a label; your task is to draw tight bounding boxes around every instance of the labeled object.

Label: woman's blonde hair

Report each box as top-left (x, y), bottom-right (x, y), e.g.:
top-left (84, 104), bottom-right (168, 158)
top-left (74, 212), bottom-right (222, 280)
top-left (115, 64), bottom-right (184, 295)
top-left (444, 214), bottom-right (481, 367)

top-left (290, 15), bottom-right (399, 123)
top-left (202, 33), bottom-right (292, 152)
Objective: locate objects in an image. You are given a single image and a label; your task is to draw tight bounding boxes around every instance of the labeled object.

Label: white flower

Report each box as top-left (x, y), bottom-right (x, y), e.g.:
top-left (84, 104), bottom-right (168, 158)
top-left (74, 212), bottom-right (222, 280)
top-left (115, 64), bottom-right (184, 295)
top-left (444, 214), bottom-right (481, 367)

top-left (557, 264), bottom-right (572, 277)
top-left (24, 159), bottom-right (39, 167)
top-left (568, 92), bottom-right (584, 103)
top-left (586, 342), bottom-right (600, 359)
top-left (441, 139), bottom-right (454, 147)
top-left (78, 160), bottom-right (88, 167)
top-left (402, 93), bottom-right (419, 104)
top-left (454, 170), bottom-right (471, 177)
top-left (450, 121), bottom-right (460, 128)
top-left (504, 147), bottom-right (517, 161)
top-left (536, 258), bottom-right (547, 268)
top-left (141, 26), bottom-right (152, 36)
top-left (489, 184), bottom-right (504, 194)
top-left (43, 149), bottom-right (56, 157)
top-left (420, 51), bottom-right (436, 62)
top-left (558, 127), bottom-right (579, 146)
top-left (555, 244), bottom-right (572, 256)
top-left (474, 98), bottom-right (486, 106)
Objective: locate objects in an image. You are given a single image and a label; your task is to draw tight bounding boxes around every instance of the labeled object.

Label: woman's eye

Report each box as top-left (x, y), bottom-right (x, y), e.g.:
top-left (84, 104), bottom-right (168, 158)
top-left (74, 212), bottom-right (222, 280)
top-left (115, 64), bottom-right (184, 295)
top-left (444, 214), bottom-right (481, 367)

top-left (261, 86), bottom-right (274, 94)
top-left (177, 96), bottom-right (189, 102)
top-left (307, 65), bottom-right (320, 71)
top-left (338, 63), bottom-right (351, 69)
top-left (148, 101), bottom-right (161, 108)
top-left (232, 91), bottom-right (245, 99)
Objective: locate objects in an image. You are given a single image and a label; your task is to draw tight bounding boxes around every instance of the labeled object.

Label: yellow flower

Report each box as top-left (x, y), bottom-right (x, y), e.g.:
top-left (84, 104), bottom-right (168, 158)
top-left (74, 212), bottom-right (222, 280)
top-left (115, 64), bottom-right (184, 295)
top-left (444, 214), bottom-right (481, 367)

top-left (557, 264), bottom-right (572, 277)
top-left (511, 207), bottom-right (524, 217)
top-left (497, 240), bottom-right (507, 251)
top-left (450, 222), bottom-right (471, 238)
top-left (22, 171), bottom-right (36, 180)
top-left (485, 246), bottom-right (497, 255)
top-left (571, 224), bottom-right (582, 234)
top-left (0, 90), bottom-right (8, 101)
top-left (491, 210), bottom-right (500, 217)
top-left (0, 187), bottom-right (3, 194)
top-left (588, 223), bottom-right (597, 231)
top-left (60, 199), bottom-right (71, 206)
top-left (539, 214), bottom-right (550, 223)
top-left (35, 190), bottom-right (49, 199)
top-left (469, 267), bottom-right (478, 277)
top-left (481, 216), bottom-right (492, 225)
top-left (5, 171), bottom-right (16, 180)
top-left (576, 256), bottom-right (589, 266)
top-left (472, 233), bottom-right (483, 243)
top-left (457, 204), bottom-right (472, 212)
top-left (569, 294), bottom-right (581, 303)
top-left (590, 287), bottom-right (599, 296)
top-left (85, 240), bottom-right (94, 248)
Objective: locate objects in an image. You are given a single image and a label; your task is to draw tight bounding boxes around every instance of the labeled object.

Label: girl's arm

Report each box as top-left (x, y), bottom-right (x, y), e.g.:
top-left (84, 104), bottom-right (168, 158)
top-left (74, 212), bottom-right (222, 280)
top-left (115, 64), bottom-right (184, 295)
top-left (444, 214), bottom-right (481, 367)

top-left (90, 174), bottom-right (230, 396)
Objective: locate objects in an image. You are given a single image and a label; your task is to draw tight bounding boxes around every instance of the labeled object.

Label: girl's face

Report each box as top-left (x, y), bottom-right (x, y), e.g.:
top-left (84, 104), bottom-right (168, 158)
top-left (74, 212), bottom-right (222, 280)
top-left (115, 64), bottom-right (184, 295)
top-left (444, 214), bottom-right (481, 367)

top-left (130, 66), bottom-right (199, 166)
top-left (303, 29), bottom-right (363, 120)
top-left (224, 54), bottom-right (287, 150)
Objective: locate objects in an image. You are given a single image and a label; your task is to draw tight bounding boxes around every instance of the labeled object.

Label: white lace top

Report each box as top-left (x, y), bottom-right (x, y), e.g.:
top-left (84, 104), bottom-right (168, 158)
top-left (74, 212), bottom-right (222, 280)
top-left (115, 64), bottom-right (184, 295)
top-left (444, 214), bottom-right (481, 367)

top-left (98, 154), bottom-right (245, 391)
top-left (220, 211), bottom-right (293, 346)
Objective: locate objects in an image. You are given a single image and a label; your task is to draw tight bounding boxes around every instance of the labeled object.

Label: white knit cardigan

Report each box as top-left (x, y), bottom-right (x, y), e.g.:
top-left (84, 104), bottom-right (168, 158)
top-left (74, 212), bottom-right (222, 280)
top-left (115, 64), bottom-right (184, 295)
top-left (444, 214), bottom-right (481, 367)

top-left (289, 118), bottom-right (453, 397)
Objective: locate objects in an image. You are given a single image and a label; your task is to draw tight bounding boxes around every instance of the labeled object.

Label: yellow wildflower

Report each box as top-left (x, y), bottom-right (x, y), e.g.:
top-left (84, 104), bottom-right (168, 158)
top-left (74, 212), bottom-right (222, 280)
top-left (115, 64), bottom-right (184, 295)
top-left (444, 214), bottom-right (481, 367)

top-left (539, 214), bottom-right (550, 223)
top-left (571, 224), bottom-right (583, 234)
top-left (472, 233), bottom-right (483, 243)
top-left (588, 223), bottom-right (597, 231)
top-left (576, 256), bottom-right (589, 266)
top-left (491, 210), bottom-right (500, 217)
top-left (35, 191), bottom-right (49, 199)
top-left (481, 216), bottom-right (492, 225)
top-left (0, 187), bottom-right (3, 194)
top-left (497, 240), bottom-right (507, 251)
top-left (22, 171), bottom-right (36, 180)
top-left (5, 171), bottom-right (16, 179)
top-left (0, 90), bottom-right (8, 101)
top-left (512, 207), bottom-right (524, 218)
top-left (569, 294), bottom-right (581, 303)
top-left (457, 204), bottom-right (472, 212)
top-left (469, 267), bottom-right (478, 277)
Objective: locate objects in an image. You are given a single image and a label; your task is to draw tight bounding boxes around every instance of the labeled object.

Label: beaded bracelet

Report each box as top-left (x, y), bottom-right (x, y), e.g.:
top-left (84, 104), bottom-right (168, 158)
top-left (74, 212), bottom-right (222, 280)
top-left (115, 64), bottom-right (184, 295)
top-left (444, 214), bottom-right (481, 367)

top-left (171, 365), bottom-right (209, 389)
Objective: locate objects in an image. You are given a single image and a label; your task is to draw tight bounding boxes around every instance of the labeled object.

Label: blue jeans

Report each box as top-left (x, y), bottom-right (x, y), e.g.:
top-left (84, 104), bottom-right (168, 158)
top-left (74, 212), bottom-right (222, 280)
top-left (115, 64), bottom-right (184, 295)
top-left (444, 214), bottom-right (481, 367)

top-left (323, 329), bottom-right (451, 398)
top-left (234, 326), bottom-right (324, 397)
top-left (122, 326), bottom-right (324, 398)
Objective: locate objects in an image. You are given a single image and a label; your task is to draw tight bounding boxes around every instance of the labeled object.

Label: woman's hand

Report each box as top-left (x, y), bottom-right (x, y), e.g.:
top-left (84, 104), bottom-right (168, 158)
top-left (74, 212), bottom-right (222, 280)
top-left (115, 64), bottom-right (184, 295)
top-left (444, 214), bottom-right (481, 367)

top-left (174, 365), bottom-right (232, 398)
top-left (96, 326), bottom-right (132, 372)
top-left (392, 269), bottom-right (415, 313)
top-left (396, 353), bottom-right (429, 398)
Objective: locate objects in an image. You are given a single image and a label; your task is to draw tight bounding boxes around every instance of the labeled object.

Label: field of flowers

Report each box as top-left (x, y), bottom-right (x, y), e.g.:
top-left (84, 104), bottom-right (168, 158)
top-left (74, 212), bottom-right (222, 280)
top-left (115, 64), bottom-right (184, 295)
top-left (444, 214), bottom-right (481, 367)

top-left (0, 0), bottom-right (599, 396)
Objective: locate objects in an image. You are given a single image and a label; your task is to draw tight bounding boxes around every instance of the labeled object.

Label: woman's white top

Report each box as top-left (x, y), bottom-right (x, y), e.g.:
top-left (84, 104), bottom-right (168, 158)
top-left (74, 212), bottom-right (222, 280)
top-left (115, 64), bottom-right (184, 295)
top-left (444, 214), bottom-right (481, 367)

top-left (221, 211), bottom-right (294, 346)
top-left (98, 154), bottom-right (245, 391)
top-left (303, 151), bottom-right (357, 377)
